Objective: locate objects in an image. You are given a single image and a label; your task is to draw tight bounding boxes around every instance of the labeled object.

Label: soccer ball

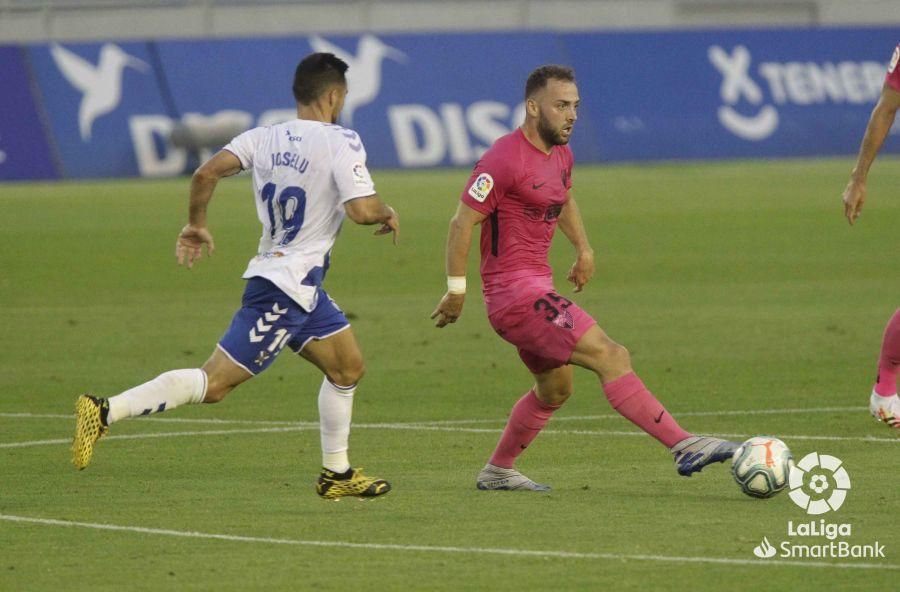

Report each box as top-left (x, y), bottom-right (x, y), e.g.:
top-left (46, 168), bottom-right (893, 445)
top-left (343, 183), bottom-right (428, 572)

top-left (731, 437), bottom-right (793, 499)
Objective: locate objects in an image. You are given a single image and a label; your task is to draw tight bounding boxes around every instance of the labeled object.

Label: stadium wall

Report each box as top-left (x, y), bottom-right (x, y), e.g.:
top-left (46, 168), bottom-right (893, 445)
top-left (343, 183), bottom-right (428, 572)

top-left (1, 27), bottom-right (898, 181)
top-left (1, 1), bottom-right (899, 42)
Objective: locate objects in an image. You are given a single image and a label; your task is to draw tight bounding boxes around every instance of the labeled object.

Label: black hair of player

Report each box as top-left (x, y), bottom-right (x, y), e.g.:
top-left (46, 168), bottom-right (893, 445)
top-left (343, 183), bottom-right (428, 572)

top-left (525, 65), bottom-right (576, 99)
top-left (292, 53), bottom-right (350, 105)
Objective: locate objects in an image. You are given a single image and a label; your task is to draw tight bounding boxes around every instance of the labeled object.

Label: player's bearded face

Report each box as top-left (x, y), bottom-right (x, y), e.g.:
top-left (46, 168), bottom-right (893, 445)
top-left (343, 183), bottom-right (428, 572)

top-left (535, 80), bottom-right (579, 146)
top-left (537, 112), bottom-right (569, 146)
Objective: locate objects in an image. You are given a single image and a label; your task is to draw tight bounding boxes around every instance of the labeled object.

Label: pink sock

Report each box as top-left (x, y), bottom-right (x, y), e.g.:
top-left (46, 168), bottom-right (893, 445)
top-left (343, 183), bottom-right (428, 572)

top-left (874, 309), bottom-right (900, 397)
top-left (602, 372), bottom-right (690, 448)
top-left (488, 390), bottom-right (560, 469)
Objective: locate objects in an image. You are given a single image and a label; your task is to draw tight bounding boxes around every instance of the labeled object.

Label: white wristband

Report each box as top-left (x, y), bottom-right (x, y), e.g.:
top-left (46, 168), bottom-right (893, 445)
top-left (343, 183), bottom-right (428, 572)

top-left (447, 276), bottom-right (466, 294)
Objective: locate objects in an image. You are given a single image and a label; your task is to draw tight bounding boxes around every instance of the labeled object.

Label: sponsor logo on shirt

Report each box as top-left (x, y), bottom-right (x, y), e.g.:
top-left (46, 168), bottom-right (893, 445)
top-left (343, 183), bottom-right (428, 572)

top-left (524, 204), bottom-right (562, 222)
top-left (255, 251), bottom-right (285, 260)
top-left (352, 161), bottom-right (368, 186)
top-left (468, 173), bottom-right (494, 202)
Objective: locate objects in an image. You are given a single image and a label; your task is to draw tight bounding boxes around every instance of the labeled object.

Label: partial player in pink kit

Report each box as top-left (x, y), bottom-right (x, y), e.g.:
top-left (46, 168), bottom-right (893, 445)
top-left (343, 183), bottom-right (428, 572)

top-left (431, 65), bottom-right (739, 491)
top-left (841, 43), bottom-right (900, 428)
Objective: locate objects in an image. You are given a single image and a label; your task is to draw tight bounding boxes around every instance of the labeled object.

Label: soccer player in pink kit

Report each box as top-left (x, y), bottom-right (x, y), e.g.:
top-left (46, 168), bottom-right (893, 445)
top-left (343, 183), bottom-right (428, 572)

top-left (431, 65), bottom-right (738, 491)
top-left (841, 43), bottom-right (900, 428)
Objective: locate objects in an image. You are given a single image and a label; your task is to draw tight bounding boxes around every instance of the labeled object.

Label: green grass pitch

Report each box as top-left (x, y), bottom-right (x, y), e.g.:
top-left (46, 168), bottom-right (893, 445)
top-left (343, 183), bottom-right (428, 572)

top-left (0, 159), bottom-right (898, 591)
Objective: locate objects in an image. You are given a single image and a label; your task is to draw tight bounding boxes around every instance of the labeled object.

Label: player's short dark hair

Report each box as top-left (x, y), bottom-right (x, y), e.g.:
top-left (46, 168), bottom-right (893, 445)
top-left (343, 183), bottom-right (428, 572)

top-left (525, 65), bottom-right (576, 99)
top-left (292, 53), bottom-right (349, 104)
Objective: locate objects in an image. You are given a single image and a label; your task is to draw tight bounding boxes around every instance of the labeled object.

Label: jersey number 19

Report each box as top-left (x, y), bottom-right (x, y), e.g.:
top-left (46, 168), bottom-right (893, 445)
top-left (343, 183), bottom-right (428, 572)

top-left (260, 182), bottom-right (307, 245)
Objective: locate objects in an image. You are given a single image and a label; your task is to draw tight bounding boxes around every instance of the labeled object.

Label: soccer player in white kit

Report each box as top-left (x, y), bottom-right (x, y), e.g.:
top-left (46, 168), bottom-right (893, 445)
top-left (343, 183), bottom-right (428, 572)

top-left (72, 53), bottom-right (399, 498)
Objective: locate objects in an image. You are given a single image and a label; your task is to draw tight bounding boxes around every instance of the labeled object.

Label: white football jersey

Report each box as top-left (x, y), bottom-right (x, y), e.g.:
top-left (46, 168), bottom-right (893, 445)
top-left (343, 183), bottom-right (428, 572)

top-left (224, 120), bottom-right (376, 311)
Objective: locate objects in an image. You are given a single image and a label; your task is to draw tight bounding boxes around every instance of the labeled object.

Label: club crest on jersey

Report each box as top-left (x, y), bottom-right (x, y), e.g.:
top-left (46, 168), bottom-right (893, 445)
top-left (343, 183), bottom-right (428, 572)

top-left (468, 173), bottom-right (494, 203)
top-left (555, 310), bottom-right (575, 330)
top-left (890, 46), bottom-right (900, 74)
top-left (352, 161), bottom-right (368, 186)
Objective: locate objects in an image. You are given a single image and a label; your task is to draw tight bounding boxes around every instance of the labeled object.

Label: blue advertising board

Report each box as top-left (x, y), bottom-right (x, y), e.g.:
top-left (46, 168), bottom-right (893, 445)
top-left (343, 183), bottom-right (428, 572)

top-left (5, 28), bottom-right (899, 180)
top-left (562, 28), bottom-right (900, 161)
top-left (148, 33), bottom-right (567, 173)
top-left (26, 41), bottom-right (171, 178)
top-left (0, 46), bottom-right (58, 181)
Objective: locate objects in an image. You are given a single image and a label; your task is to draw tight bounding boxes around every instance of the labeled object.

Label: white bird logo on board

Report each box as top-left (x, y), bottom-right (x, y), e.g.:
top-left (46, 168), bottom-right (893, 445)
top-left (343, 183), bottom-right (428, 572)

top-left (50, 43), bottom-right (149, 142)
top-left (308, 34), bottom-right (407, 127)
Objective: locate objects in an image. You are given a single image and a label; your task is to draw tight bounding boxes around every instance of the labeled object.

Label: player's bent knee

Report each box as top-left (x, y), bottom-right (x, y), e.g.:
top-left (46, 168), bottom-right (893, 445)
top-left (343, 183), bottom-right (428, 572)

top-left (605, 342), bottom-right (631, 367)
top-left (202, 382), bottom-right (233, 403)
top-left (538, 388), bottom-right (572, 406)
top-left (327, 360), bottom-right (365, 388)
top-left (590, 340), bottom-right (632, 376)
top-left (200, 370), bottom-right (247, 403)
top-left (200, 347), bottom-right (252, 402)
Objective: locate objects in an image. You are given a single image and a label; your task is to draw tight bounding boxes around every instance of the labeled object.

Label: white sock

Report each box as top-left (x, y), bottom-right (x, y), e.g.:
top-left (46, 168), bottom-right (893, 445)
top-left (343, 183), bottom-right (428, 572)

top-left (107, 369), bottom-right (208, 424)
top-left (318, 378), bottom-right (355, 473)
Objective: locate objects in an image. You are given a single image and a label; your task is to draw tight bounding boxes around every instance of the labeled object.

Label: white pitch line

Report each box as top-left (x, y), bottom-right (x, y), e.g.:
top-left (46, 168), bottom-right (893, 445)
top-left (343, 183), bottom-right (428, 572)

top-left (0, 514), bottom-right (895, 571)
top-left (419, 406), bottom-right (869, 425)
top-left (354, 424), bottom-right (898, 444)
top-left (0, 426), bottom-right (319, 449)
top-left (0, 424), bottom-right (503, 449)
top-left (671, 406), bottom-right (866, 418)
top-left (0, 412), bottom-right (316, 427)
top-left (0, 405), bottom-right (870, 428)
top-left (2, 422), bottom-right (896, 450)
top-left (694, 431), bottom-right (899, 444)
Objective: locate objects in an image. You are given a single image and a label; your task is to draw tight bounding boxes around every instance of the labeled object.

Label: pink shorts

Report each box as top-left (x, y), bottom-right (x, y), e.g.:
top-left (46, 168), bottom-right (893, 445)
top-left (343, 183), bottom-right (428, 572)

top-left (488, 288), bottom-right (596, 374)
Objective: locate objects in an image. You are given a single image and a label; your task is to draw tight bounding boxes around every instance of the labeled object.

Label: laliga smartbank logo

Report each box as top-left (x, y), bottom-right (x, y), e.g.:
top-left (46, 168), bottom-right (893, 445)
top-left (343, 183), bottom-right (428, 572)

top-left (752, 452), bottom-right (886, 561)
top-left (753, 537), bottom-right (777, 559)
top-left (788, 452), bottom-right (850, 515)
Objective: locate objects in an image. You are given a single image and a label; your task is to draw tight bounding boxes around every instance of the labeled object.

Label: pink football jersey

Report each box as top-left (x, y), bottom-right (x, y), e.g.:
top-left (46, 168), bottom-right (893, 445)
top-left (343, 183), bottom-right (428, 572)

top-left (460, 128), bottom-right (574, 313)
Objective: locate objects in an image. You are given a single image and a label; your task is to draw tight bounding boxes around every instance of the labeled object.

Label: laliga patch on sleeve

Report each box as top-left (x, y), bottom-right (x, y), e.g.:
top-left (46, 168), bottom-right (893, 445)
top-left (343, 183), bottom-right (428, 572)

top-left (890, 46), bottom-right (899, 74)
top-left (468, 173), bottom-right (494, 203)
top-left (352, 162), bottom-right (369, 186)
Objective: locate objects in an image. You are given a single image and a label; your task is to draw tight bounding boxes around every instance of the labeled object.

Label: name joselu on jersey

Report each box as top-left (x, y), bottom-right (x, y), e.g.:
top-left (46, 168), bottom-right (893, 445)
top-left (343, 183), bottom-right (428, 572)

top-left (271, 151), bottom-right (310, 174)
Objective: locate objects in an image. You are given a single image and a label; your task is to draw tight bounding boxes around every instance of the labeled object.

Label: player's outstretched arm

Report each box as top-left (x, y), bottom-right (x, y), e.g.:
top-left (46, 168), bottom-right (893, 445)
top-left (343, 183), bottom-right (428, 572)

top-left (431, 202), bottom-right (486, 328)
top-left (176, 149), bottom-right (242, 269)
top-left (557, 195), bottom-right (594, 292)
top-left (843, 84), bottom-right (900, 225)
top-left (344, 194), bottom-right (399, 244)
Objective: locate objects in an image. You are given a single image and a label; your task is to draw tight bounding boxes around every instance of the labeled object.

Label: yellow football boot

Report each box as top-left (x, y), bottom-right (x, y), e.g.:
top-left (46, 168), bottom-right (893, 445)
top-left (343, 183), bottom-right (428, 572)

top-left (315, 468), bottom-right (391, 499)
top-left (72, 395), bottom-right (109, 470)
